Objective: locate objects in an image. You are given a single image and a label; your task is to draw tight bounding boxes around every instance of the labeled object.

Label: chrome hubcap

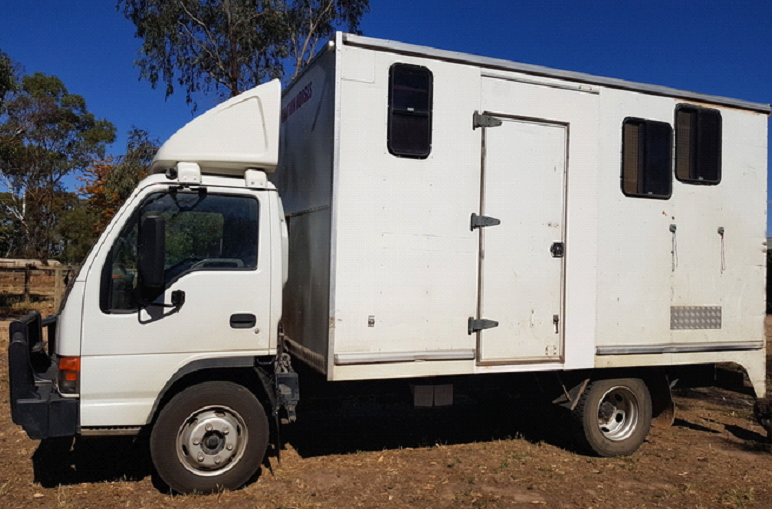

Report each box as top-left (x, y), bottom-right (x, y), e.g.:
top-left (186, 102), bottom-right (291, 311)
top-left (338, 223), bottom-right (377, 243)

top-left (176, 405), bottom-right (247, 476)
top-left (597, 386), bottom-right (639, 441)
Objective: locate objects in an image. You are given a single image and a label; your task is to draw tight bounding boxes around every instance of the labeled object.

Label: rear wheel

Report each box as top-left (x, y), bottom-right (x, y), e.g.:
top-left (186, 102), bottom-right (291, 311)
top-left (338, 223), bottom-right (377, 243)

top-left (571, 378), bottom-right (652, 457)
top-left (150, 381), bottom-right (269, 493)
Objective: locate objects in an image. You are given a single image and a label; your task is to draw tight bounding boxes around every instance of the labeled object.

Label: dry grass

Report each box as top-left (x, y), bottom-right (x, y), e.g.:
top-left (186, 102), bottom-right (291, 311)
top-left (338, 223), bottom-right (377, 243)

top-left (0, 291), bottom-right (771, 507)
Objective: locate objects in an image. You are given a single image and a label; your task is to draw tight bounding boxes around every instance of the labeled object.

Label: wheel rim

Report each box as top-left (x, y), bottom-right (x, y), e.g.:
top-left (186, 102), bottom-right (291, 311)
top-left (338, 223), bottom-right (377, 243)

top-left (596, 386), bottom-right (639, 441)
top-left (176, 405), bottom-right (248, 476)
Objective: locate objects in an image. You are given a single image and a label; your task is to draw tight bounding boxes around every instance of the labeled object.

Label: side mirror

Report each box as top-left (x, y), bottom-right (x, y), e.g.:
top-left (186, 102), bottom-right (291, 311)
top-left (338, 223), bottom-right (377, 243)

top-left (138, 215), bottom-right (166, 300)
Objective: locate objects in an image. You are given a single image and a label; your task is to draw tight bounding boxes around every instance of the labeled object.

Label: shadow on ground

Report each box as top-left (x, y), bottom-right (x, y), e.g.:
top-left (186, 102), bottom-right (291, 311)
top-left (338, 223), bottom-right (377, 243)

top-left (31, 435), bottom-right (268, 492)
top-left (724, 424), bottom-right (767, 443)
top-left (674, 413), bottom-right (768, 444)
top-left (32, 435), bottom-right (153, 488)
top-left (284, 390), bottom-right (575, 459)
top-left (673, 418), bottom-right (722, 435)
top-left (31, 391), bottom-right (574, 488)
top-left (32, 381), bottom-right (766, 486)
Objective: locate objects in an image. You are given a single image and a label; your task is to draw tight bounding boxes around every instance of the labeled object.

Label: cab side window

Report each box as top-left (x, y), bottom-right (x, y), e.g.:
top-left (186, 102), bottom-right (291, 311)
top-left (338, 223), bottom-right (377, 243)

top-left (100, 191), bottom-right (259, 313)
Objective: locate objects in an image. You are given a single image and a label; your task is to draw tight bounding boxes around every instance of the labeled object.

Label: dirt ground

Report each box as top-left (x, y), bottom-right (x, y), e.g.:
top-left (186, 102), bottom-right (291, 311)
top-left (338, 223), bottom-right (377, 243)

top-left (2, 317), bottom-right (772, 509)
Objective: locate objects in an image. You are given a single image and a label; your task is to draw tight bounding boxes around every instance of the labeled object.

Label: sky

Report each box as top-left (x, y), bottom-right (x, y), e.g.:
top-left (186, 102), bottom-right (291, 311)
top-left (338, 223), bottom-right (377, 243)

top-left (0, 0), bottom-right (771, 228)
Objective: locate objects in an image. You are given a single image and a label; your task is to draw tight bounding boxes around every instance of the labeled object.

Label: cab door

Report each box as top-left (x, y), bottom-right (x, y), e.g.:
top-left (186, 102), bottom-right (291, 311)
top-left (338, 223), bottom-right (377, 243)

top-left (79, 186), bottom-right (272, 426)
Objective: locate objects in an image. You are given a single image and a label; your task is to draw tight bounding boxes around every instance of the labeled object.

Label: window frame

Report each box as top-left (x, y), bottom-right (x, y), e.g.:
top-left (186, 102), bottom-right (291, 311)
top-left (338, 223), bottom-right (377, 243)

top-left (620, 117), bottom-right (674, 200)
top-left (674, 104), bottom-right (722, 185)
top-left (387, 63), bottom-right (433, 159)
top-left (99, 189), bottom-right (260, 314)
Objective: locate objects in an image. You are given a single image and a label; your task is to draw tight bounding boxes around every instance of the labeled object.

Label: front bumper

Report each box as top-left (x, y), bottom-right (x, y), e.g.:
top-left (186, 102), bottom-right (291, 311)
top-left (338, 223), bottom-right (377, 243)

top-left (8, 311), bottom-right (78, 439)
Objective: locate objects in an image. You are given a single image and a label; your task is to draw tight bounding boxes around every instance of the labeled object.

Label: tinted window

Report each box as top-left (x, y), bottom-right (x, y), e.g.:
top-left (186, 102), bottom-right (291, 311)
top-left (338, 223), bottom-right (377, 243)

top-left (675, 105), bottom-right (722, 184)
top-left (100, 191), bottom-right (259, 312)
top-left (621, 118), bottom-right (673, 199)
top-left (388, 63), bottom-right (433, 158)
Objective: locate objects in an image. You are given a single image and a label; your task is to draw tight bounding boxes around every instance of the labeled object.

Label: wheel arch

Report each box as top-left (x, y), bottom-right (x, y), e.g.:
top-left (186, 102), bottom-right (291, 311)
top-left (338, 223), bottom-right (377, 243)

top-left (145, 357), bottom-right (277, 430)
top-left (570, 374), bottom-right (655, 456)
top-left (557, 367), bottom-right (674, 426)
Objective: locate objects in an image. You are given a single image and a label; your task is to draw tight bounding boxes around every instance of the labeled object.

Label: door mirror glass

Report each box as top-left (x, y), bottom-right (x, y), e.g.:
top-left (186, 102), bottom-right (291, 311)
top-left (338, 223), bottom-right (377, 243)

top-left (138, 215), bottom-right (166, 300)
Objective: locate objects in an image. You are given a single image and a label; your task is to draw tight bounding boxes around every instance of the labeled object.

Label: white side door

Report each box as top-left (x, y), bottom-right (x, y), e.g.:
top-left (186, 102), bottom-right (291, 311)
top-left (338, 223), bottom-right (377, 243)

top-left (475, 116), bottom-right (567, 363)
top-left (79, 186), bottom-right (273, 426)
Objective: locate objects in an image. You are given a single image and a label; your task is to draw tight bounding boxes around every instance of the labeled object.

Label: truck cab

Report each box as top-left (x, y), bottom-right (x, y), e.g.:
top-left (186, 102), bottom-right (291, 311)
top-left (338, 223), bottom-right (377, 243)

top-left (9, 79), bottom-right (291, 493)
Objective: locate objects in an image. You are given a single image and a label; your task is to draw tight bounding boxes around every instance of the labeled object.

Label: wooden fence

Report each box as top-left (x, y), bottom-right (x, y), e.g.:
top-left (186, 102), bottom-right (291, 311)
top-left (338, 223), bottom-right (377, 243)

top-left (0, 264), bottom-right (79, 312)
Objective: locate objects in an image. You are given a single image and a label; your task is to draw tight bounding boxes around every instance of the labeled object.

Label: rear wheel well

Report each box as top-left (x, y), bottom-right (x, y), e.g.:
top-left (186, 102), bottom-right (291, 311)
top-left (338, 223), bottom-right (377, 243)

top-left (570, 377), bottom-right (652, 456)
top-left (554, 368), bottom-right (673, 426)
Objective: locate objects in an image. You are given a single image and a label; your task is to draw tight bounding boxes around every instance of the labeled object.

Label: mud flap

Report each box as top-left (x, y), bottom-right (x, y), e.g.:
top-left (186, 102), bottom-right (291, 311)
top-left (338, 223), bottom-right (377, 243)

top-left (648, 373), bottom-right (675, 428)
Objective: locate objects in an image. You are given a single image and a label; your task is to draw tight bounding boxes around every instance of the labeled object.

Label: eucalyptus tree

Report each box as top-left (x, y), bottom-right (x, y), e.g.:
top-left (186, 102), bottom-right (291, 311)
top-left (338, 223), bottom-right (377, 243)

top-left (118, 0), bottom-right (369, 108)
top-left (0, 73), bottom-right (115, 259)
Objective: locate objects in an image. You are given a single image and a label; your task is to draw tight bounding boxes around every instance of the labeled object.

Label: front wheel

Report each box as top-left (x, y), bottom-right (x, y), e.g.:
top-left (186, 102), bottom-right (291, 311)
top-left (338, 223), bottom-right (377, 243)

top-left (571, 378), bottom-right (652, 457)
top-left (150, 381), bottom-right (269, 493)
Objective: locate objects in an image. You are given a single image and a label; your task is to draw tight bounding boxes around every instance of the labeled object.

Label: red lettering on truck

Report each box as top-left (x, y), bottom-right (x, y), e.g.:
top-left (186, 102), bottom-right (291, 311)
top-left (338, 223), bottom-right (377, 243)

top-left (281, 82), bottom-right (313, 123)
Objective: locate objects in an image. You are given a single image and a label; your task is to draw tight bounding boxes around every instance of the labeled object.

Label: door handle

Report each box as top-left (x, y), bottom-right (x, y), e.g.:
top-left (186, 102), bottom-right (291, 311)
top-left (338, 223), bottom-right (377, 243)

top-left (230, 314), bottom-right (256, 329)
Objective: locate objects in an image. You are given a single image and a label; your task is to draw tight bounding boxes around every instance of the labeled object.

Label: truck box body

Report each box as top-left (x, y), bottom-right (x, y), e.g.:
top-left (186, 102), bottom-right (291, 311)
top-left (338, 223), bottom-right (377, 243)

top-left (274, 34), bottom-right (768, 391)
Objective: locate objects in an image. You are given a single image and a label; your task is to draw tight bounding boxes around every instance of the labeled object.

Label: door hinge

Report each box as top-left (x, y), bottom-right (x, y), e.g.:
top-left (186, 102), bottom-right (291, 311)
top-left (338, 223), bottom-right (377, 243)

top-left (473, 112), bottom-right (503, 129)
top-left (471, 213), bottom-right (501, 230)
top-left (468, 317), bottom-right (499, 334)
top-left (550, 242), bottom-right (565, 258)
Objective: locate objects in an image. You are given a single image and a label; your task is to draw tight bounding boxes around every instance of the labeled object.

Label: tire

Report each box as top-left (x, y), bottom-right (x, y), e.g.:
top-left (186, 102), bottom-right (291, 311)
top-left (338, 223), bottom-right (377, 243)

top-left (150, 381), bottom-right (269, 494)
top-left (571, 378), bottom-right (652, 457)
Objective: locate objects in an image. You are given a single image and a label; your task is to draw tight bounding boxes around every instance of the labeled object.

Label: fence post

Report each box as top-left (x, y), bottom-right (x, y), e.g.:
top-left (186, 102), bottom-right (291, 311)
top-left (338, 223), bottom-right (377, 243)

top-left (23, 265), bottom-right (31, 302)
top-left (54, 266), bottom-right (63, 312)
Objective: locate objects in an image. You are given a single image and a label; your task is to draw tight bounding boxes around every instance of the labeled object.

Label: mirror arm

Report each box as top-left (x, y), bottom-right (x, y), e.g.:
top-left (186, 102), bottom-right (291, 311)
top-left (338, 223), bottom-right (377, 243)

top-left (138, 290), bottom-right (186, 311)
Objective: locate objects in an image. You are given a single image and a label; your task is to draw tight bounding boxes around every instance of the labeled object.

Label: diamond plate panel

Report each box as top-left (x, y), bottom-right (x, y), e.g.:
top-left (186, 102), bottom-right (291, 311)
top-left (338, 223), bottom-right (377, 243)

top-left (670, 306), bottom-right (722, 330)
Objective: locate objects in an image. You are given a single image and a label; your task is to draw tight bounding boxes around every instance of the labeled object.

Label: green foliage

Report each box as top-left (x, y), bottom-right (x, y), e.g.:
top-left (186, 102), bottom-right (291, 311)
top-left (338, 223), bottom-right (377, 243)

top-left (119, 0), bottom-right (287, 106)
top-left (0, 192), bottom-right (18, 255)
top-left (118, 0), bottom-right (370, 108)
top-left (0, 72), bottom-right (116, 260)
top-left (0, 48), bottom-right (18, 109)
top-left (164, 210), bottom-right (224, 266)
top-left (56, 198), bottom-right (100, 264)
top-left (81, 127), bottom-right (159, 234)
top-left (285, 0), bottom-right (369, 80)
top-left (111, 127), bottom-right (158, 201)
top-left (0, 190), bottom-right (95, 263)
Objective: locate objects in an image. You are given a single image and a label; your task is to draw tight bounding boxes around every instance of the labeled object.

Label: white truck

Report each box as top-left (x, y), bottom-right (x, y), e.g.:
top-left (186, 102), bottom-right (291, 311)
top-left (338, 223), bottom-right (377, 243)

top-left (9, 33), bottom-right (770, 493)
